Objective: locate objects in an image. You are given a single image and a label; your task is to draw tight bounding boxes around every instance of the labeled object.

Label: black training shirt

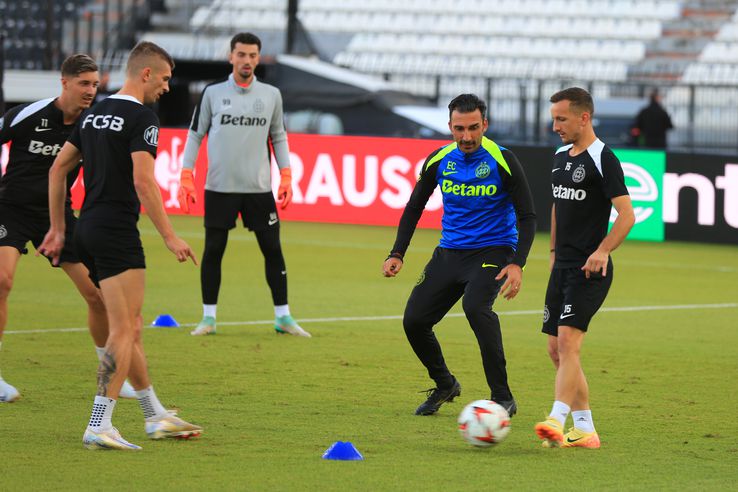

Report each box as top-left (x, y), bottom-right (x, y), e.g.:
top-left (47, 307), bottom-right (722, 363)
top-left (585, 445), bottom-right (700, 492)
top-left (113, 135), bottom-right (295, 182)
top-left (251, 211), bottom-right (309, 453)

top-left (551, 139), bottom-right (629, 268)
top-left (0, 98), bottom-right (80, 216)
top-left (68, 94), bottom-right (159, 224)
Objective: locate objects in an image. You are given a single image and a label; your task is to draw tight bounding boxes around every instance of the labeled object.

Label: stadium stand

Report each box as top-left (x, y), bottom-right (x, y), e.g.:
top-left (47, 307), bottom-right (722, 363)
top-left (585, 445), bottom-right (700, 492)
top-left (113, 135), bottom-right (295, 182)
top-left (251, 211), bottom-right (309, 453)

top-left (183, 0), bottom-right (681, 85)
top-left (683, 6), bottom-right (738, 82)
top-left (0, 0), bottom-right (82, 70)
top-left (3, 0), bottom-right (738, 150)
top-left (127, 0), bottom-right (738, 149)
top-left (0, 0), bottom-right (151, 72)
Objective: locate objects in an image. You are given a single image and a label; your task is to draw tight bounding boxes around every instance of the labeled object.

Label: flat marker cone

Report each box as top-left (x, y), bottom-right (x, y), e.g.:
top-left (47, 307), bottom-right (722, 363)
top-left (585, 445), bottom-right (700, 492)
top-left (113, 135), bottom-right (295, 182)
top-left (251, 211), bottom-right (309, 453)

top-left (152, 314), bottom-right (179, 327)
top-left (322, 441), bottom-right (364, 460)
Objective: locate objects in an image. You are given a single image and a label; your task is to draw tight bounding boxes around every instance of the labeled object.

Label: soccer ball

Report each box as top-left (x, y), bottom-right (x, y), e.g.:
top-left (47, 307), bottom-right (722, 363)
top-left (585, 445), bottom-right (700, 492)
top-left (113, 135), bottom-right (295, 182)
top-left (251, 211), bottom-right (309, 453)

top-left (457, 400), bottom-right (511, 447)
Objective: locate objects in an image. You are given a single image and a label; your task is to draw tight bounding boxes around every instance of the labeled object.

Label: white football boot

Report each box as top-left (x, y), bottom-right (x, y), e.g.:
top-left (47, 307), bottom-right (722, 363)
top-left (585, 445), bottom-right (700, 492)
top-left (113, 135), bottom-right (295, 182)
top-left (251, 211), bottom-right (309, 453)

top-left (0, 379), bottom-right (20, 403)
top-left (145, 413), bottom-right (202, 440)
top-left (83, 427), bottom-right (142, 451)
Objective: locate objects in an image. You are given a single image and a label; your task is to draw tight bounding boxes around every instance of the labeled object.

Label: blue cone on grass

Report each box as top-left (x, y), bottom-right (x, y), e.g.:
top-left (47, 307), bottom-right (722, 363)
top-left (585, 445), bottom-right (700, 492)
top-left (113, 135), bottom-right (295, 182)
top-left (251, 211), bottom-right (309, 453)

top-left (151, 314), bottom-right (179, 328)
top-left (322, 441), bottom-right (363, 460)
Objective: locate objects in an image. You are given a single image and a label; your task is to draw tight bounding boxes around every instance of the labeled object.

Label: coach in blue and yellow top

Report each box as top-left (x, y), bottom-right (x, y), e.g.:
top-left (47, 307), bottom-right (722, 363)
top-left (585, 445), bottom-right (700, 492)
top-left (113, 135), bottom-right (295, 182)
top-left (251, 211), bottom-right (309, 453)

top-left (383, 94), bottom-right (536, 417)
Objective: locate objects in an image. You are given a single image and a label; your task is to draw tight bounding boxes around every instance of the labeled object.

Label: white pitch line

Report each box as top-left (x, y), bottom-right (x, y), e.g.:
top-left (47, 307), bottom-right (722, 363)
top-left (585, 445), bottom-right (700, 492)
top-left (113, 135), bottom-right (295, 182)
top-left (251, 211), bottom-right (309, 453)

top-left (5, 302), bottom-right (737, 335)
top-left (138, 227), bottom-right (738, 273)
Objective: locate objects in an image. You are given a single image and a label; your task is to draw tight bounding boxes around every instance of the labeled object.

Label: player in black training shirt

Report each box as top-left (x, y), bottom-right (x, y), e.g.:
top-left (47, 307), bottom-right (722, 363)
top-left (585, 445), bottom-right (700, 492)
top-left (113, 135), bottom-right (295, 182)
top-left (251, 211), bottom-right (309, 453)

top-left (534, 88), bottom-right (634, 449)
top-left (39, 42), bottom-right (202, 450)
top-left (0, 54), bottom-right (135, 402)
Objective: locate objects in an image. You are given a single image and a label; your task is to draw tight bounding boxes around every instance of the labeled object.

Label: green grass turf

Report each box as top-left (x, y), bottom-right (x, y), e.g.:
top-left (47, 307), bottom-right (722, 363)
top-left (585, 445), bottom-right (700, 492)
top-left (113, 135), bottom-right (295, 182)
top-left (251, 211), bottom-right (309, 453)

top-left (1, 216), bottom-right (737, 490)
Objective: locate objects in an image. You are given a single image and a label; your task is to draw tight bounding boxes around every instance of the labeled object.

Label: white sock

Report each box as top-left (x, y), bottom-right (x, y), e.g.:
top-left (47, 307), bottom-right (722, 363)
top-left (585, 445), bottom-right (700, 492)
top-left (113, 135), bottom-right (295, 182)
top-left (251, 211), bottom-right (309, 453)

top-left (274, 304), bottom-right (290, 318)
top-left (95, 346), bottom-right (106, 360)
top-left (572, 409), bottom-right (595, 433)
top-left (88, 395), bottom-right (116, 432)
top-left (135, 385), bottom-right (169, 421)
top-left (203, 304), bottom-right (217, 318)
top-left (549, 400), bottom-right (571, 427)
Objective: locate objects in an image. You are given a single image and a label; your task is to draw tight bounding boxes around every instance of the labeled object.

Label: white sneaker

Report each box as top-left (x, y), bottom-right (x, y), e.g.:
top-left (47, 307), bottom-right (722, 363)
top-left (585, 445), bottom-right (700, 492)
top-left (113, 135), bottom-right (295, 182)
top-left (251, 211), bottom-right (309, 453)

top-left (190, 316), bottom-right (216, 336)
top-left (83, 427), bottom-right (142, 450)
top-left (0, 380), bottom-right (20, 403)
top-left (145, 413), bottom-right (202, 440)
top-left (119, 380), bottom-right (137, 399)
top-left (274, 315), bottom-right (311, 337)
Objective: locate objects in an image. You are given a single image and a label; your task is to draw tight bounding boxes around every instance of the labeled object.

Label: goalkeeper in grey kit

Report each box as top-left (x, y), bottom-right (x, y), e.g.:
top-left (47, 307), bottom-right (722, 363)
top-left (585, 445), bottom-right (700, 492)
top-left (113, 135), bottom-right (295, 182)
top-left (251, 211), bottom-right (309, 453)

top-left (178, 32), bottom-right (310, 337)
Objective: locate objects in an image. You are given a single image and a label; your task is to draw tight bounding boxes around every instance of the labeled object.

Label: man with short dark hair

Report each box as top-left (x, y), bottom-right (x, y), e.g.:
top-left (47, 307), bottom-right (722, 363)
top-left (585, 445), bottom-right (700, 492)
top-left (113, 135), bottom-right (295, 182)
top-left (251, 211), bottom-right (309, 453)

top-left (0, 54), bottom-right (136, 402)
top-left (40, 41), bottom-right (202, 450)
top-left (383, 93), bottom-right (536, 417)
top-left (179, 32), bottom-right (309, 337)
top-left (535, 87), bottom-right (634, 449)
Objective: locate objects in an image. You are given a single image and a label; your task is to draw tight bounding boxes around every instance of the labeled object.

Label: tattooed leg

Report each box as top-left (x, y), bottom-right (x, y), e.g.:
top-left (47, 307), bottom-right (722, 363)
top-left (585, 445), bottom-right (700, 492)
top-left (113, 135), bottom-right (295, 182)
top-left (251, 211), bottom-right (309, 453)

top-left (95, 269), bottom-right (145, 400)
top-left (96, 351), bottom-right (117, 396)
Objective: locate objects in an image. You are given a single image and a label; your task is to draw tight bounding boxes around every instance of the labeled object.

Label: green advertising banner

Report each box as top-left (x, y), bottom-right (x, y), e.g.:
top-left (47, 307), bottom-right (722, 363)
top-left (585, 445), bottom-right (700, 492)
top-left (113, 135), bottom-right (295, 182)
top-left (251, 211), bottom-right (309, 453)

top-left (611, 149), bottom-right (665, 242)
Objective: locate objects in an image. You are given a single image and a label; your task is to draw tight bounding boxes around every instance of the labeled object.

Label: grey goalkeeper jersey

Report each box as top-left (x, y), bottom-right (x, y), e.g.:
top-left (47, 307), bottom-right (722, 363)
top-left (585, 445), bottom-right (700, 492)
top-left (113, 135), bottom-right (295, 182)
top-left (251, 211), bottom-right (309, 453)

top-left (181, 74), bottom-right (290, 193)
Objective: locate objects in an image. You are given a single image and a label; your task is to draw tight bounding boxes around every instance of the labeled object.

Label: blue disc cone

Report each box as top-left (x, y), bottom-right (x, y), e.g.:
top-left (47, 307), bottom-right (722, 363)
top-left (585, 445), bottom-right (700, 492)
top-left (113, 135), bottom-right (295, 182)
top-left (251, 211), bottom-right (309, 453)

top-left (322, 441), bottom-right (363, 461)
top-left (151, 314), bottom-right (179, 328)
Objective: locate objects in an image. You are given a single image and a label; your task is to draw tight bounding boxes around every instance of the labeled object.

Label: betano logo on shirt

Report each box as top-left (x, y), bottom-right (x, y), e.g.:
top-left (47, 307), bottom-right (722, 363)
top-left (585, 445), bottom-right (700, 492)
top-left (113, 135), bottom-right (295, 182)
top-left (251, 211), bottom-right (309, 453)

top-left (442, 179), bottom-right (497, 197)
top-left (28, 140), bottom-right (62, 156)
top-left (220, 114), bottom-right (267, 126)
top-left (552, 184), bottom-right (587, 201)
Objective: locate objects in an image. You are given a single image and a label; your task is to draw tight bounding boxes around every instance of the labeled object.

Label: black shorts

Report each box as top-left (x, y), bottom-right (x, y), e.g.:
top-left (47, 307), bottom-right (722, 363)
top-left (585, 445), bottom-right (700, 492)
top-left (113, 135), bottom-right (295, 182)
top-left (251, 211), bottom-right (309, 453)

top-left (73, 218), bottom-right (145, 287)
top-left (0, 203), bottom-right (80, 266)
top-left (541, 258), bottom-right (613, 335)
top-left (204, 190), bottom-right (279, 231)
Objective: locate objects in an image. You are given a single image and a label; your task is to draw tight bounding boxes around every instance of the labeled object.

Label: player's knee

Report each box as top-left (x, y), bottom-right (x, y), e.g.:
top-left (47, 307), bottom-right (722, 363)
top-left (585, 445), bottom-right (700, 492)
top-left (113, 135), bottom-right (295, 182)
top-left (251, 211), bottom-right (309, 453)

top-left (260, 243), bottom-right (283, 263)
top-left (203, 230), bottom-right (228, 260)
top-left (131, 315), bottom-right (144, 341)
top-left (202, 242), bottom-right (225, 259)
top-left (82, 289), bottom-right (106, 312)
top-left (202, 244), bottom-right (226, 264)
top-left (106, 328), bottom-right (133, 347)
top-left (402, 316), bottom-right (419, 333)
top-left (106, 316), bottom-right (140, 344)
top-left (402, 309), bottom-right (426, 333)
top-left (547, 344), bottom-right (560, 365)
top-left (557, 336), bottom-right (581, 359)
top-left (0, 271), bottom-right (14, 299)
top-left (462, 298), bottom-right (496, 324)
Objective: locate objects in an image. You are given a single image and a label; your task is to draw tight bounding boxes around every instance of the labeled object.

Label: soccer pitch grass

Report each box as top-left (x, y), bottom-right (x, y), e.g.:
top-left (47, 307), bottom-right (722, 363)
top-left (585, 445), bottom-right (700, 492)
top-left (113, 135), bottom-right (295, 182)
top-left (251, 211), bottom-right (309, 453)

top-left (1, 216), bottom-right (737, 490)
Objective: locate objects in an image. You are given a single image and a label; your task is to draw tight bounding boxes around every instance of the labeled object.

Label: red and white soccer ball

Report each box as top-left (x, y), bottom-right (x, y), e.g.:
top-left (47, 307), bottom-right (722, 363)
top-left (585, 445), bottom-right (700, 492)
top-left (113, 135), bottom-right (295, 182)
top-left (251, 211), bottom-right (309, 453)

top-left (457, 400), bottom-right (511, 447)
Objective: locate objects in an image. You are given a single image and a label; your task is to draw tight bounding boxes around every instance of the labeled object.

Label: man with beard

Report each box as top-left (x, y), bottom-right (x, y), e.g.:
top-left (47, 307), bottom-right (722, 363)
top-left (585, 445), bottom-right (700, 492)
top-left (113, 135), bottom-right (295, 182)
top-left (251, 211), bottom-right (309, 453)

top-left (383, 94), bottom-right (536, 417)
top-left (179, 32), bottom-right (309, 338)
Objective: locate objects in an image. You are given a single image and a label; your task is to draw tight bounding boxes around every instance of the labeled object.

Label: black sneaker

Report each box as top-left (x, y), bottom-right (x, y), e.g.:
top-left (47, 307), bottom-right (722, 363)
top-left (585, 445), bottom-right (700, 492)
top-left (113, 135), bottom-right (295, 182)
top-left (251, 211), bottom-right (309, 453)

top-left (492, 397), bottom-right (517, 418)
top-left (414, 379), bottom-right (461, 416)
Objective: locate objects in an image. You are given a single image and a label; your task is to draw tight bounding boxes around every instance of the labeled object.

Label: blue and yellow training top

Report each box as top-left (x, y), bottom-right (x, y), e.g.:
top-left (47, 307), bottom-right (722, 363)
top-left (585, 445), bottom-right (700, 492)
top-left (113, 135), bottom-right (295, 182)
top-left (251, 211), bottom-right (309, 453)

top-left (390, 137), bottom-right (536, 268)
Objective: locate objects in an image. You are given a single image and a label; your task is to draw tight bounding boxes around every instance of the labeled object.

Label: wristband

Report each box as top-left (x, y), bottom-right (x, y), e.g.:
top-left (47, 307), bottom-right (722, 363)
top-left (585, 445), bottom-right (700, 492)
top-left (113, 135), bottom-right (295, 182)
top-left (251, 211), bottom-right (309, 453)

top-left (386, 252), bottom-right (404, 262)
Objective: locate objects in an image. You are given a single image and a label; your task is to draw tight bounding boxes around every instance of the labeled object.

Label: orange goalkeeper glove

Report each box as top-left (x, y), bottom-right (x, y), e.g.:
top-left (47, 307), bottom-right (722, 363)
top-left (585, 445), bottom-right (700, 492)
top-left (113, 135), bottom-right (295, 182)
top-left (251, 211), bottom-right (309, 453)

top-left (277, 168), bottom-right (292, 209)
top-left (177, 168), bottom-right (197, 213)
